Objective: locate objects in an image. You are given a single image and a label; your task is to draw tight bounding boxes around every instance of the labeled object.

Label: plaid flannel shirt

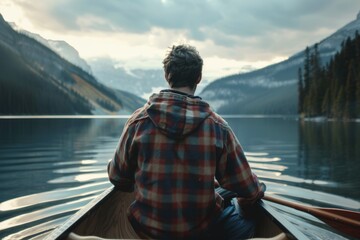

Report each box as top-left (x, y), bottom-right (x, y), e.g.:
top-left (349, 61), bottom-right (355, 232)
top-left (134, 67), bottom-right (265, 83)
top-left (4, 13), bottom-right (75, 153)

top-left (108, 90), bottom-right (264, 238)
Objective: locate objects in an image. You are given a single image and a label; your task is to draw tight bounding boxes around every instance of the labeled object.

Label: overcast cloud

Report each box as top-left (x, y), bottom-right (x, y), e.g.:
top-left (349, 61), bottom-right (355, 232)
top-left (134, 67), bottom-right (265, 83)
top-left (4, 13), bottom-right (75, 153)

top-left (1, 0), bottom-right (360, 80)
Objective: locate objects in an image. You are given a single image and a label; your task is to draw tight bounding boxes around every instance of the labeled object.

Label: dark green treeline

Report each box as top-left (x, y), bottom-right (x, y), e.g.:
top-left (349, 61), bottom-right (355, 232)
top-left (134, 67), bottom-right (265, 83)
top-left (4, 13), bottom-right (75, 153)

top-left (298, 31), bottom-right (360, 119)
top-left (0, 43), bottom-right (92, 115)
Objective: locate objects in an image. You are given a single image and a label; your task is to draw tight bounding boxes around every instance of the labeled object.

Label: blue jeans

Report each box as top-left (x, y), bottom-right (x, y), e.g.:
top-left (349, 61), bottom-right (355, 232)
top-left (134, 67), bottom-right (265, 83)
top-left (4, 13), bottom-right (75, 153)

top-left (204, 198), bottom-right (255, 240)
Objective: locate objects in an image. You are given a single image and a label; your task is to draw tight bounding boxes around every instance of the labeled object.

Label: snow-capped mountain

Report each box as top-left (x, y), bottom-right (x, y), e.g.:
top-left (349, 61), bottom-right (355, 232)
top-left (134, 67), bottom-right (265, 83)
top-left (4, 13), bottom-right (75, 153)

top-left (1, 15), bottom-right (144, 115)
top-left (10, 23), bottom-right (92, 73)
top-left (11, 23), bottom-right (166, 99)
top-left (46, 39), bottom-right (92, 73)
top-left (87, 59), bottom-right (210, 99)
top-left (200, 11), bottom-right (360, 115)
top-left (87, 58), bottom-right (167, 99)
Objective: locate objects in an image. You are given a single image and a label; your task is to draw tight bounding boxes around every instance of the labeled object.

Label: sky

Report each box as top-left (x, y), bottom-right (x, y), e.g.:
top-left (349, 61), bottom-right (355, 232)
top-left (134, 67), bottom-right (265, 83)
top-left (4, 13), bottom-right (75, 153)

top-left (1, 0), bottom-right (360, 81)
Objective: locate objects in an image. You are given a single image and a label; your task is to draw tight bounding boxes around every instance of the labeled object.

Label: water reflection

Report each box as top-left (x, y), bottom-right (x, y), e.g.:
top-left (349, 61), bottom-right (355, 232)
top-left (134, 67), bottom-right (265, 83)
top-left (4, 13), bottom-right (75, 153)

top-left (0, 117), bottom-right (359, 239)
top-left (298, 120), bottom-right (360, 202)
top-left (0, 118), bottom-right (124, 239)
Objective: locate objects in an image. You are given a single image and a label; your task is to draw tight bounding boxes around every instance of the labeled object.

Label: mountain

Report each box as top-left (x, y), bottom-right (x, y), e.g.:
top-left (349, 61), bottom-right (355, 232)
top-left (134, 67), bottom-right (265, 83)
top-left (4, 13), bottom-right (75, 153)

top-left (87, 59), bottom-right (210, 98)
top-left (0, 14), bottom-right (144, 115)
top-left (10, 23), bottom-right (159, 101)
top-left (200, 12), bottom-right (360, 115)
top-left (10, 27), bottom-right (168, 100)
top-left (87, 58), bottom-right (167, 98)
top-left (12, 26), bottom-right (198, 100)
top-left (10, 23), bottom-right (93, 74)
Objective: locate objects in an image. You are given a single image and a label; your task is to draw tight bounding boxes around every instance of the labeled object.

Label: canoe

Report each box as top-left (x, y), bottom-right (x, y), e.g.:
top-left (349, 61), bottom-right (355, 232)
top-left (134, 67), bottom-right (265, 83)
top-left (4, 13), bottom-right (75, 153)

top-left (45, 187), bottom-right (309, 240)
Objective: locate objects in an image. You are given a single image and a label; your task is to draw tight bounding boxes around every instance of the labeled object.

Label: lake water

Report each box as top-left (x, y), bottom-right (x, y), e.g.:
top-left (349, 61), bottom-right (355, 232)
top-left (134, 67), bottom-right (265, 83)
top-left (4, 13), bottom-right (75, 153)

top-left (0, 116), bottom-right (359, 239)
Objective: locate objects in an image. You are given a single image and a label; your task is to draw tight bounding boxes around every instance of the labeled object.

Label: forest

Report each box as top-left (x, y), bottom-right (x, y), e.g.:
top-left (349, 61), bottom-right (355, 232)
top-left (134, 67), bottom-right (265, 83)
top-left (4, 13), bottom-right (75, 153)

top-left (298, 31), bottom-right (360, 119)
top-left (0, 43), bottom-right (93, 115)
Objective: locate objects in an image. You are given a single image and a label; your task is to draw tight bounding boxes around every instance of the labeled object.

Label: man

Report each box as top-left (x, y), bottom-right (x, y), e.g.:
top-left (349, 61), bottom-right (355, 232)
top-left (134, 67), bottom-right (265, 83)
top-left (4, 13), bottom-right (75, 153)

top-left (108, 44), bottom-right (265, 239)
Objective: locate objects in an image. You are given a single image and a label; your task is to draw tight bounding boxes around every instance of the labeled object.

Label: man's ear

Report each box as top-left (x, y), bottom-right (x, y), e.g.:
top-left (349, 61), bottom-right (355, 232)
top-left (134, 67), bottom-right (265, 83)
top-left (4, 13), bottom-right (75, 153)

top-left (196, 73), bottom-right (202, 84)
top-left (165, 72), bottom-right (172, 87)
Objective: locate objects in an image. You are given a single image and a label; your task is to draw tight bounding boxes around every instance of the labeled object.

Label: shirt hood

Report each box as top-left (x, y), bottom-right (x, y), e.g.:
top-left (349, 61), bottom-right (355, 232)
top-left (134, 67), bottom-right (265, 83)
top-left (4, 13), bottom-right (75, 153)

top-left (146, 90), bottom-right (212, 139)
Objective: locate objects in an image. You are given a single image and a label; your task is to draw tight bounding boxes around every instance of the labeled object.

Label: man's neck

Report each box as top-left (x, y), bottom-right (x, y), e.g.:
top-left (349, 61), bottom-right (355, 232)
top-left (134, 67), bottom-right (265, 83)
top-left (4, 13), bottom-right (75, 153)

top-left (170, 86), bottom-right (196, 96)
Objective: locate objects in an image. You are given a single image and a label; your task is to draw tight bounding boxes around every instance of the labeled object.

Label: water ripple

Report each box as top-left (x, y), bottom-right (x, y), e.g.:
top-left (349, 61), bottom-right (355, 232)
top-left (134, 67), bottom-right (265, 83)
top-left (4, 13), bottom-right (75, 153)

top-left (0, 182), bottom-right (109, 211)
top-left (1, 117), bottom-right (359, 240)
top-left (3, 216), bottom-right (68, 240)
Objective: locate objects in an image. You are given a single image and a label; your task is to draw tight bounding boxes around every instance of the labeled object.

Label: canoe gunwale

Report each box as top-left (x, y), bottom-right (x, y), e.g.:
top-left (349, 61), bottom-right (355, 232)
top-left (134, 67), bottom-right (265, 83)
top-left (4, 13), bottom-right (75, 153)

top-left (258, 199), bottom-right (310, 240)
top-left (44, 186), bottom-right (116, 240)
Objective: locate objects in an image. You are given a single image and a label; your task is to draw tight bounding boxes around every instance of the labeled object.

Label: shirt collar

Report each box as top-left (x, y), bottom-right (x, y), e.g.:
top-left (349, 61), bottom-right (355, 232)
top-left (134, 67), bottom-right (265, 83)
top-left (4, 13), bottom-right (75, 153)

top-left (160, 89), bottom-right (202, 99)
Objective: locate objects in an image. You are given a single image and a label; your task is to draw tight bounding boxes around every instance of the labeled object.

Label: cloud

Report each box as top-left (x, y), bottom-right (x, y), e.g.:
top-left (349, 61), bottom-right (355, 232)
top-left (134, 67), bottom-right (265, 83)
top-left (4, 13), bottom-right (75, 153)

top-left (12, 0), bottom-right (360, 44)
top-left (4, 0), bottom-right (360, 80)
top-left (13, 0), bottom-right (221, 34)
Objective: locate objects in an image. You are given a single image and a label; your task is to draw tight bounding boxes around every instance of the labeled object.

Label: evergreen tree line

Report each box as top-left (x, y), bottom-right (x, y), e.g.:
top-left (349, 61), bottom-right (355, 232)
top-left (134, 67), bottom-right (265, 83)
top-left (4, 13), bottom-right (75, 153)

top-left (96, 98), bottom-right (117, 112)
top-left (0, 43), bottom-right (92, 115)
top-left (298, 31), bottom-right (360, 119)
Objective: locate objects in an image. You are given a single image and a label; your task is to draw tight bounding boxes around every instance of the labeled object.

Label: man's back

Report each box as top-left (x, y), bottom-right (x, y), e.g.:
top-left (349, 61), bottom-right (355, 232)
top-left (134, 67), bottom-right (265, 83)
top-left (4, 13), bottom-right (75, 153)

top-left (110, 90), bottom-right (223, 238)
top-left (108, 44), bottom-right (265, 239)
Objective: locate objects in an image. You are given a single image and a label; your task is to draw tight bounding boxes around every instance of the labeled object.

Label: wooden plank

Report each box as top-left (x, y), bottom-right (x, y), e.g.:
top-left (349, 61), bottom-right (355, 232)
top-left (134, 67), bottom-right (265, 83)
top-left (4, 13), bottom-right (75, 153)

top-left (71, 189), bottom-right (138, 238)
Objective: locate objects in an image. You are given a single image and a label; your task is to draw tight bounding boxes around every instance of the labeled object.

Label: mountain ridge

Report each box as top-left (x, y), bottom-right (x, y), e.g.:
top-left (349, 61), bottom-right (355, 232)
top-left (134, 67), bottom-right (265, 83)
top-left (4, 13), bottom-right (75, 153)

top-left (9, 22), bottom-right (93, 74)
top-left (200, 12), bottom-right (360, 114)
top-left (12, 23), bottom-right (168, 100)
top-left (0, 14), bottom-right (144, 115)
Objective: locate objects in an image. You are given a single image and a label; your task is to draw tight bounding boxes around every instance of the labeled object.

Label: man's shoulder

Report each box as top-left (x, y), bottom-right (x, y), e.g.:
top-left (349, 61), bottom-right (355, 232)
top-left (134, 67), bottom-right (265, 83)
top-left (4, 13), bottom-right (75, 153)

top-left (126, 106), bottom-right (149, 126)
top-left (206, 111), bottom-right (230, 130)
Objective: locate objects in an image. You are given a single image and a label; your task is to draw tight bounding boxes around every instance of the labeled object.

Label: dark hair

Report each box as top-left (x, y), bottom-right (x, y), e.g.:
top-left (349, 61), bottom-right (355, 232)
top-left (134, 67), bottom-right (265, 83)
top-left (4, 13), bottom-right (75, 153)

top-left (162, 44), bottom-right (203, 89)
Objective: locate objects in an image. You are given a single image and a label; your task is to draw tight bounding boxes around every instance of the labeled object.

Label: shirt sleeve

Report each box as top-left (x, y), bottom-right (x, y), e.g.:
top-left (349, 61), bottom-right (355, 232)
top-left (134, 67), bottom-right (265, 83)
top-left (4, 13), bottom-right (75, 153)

top-left (216, 128), bottom-right (265, 203)
top-left (107, 123), bottom-right (137, 192)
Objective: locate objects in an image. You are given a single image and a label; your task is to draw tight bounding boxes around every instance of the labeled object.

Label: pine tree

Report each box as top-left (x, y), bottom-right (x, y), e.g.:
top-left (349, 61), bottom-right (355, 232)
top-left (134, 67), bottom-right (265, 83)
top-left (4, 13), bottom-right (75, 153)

top-left (344, 60), bottom-right (357, 119)
top-left (307, 84), bottom-right (318, 116)
top-left (355, 30), bottom-right (360, 60)
top-left (302, 47), bottom-right (311, 116)
top-left (356, 77), bottom-right (360, 118)
top-left (303, 47), bottom-right (311, 93)
top-left (311, 44), bottom-right (323, 116)
top-left (355, 31), bottom-right (360, 118)
top-left (333, 87), bottom-right (345, 118)
top-left (356, 64), bottom-right (360, 118)
top-left (298, 67), bottom-right (304, 114)
top-left (299, 32), bottom-right (360, 119)
top-left (322, 89), bottom-right (331, 117)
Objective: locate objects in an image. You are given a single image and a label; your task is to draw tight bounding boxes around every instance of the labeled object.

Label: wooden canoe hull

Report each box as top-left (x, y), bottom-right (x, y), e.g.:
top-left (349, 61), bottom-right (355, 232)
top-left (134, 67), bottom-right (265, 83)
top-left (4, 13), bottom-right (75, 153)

top-left (45, 187), bottom-right (308, 239)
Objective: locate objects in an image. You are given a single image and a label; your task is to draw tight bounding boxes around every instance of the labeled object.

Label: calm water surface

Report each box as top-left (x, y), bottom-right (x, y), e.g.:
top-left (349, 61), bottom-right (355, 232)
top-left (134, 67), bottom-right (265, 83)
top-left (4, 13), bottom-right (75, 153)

top-left (0, 116), bottom-right (359, 239)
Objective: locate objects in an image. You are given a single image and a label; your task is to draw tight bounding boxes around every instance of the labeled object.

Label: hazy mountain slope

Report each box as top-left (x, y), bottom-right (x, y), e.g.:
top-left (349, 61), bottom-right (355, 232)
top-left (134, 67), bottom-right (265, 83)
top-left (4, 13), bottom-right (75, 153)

top-left (10, 24), bottom-right (166, 99)
top-left (0, 14), bottom-right (144, 115)
top-left (0, 40), bottom-right (92, 115)
top-left (201, 12), bottom-right (360, 115)
top-left (10, 23), bottom-right (92, 74)
top-left (113, 89), bottom-right (146, 113)
top-left (88, 58), bottom-right (166, 98)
